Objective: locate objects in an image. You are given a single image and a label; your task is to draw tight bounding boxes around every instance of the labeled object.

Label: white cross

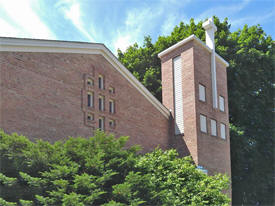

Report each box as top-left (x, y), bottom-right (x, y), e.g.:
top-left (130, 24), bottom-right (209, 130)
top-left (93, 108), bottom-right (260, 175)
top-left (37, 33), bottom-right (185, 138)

top-left (203, 18), bottom-right (218, 109)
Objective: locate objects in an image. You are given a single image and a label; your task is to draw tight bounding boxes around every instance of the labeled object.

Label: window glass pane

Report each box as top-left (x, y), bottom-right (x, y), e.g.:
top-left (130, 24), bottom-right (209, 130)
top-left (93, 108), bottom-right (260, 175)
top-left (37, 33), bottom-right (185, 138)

top-left (199, 84), bottom-right (206, 102)
top-left (211, 119), bottom-right (217, 136)
top-left (99, 96), bottom-right (104, 111)
top-left (200, 115), bottom-right (207, 133)
top-left (219, 96), bottom-right (225, 112)
top-left (220, 123), bottom-right (226, 139)
top-left (98, 77), bottom-right (101, 89)
top-left (91, 93), bottom-right (94, 107)
top-left (109, 100), bottom-right (114, 113)
top-left (87, 93), bottom-right (93, 107)
top-left (99, 118), bottom-right (104, 131)
top-left (99, 76), bottom-right (104, 89)
top-left (88, 94), bottom-right (91, 107)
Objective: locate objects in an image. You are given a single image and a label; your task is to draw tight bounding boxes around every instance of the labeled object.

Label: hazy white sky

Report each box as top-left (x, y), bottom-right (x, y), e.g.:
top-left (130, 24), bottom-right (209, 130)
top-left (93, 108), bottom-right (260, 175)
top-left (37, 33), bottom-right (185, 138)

top-left (0, 0), bottom-right (274, 54)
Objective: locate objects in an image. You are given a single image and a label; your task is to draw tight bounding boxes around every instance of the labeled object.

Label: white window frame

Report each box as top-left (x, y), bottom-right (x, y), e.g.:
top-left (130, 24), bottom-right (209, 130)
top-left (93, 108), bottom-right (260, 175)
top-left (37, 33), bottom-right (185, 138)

top-left (210, 119), bottom-right (217, 136)
top-left (200, 114), bottom-right (207, 133)
top-left (99, 95), bottom-right (104, 111)
top-left (219, 96), bottom-right (225, 112)
top-left (99, 117), bottom-right (105, 131)
top-left (98, 75), bottom-right (104, 90)
top-left (220, 123), bottom-right (226, 139)
top-left (199, 84), bottom-right (206, 102)
top-left (109, 99), bottom-right (115, 114)
top-left (87, 92), bottom-right (94, 108)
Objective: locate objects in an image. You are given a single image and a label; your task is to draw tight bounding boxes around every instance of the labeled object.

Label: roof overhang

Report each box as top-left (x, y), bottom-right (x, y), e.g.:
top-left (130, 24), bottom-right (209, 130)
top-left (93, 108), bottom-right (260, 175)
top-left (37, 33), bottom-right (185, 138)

top-left (0, 37), bottom-right (171, 119)
top-left (158, 34), bottom-right (229, 67)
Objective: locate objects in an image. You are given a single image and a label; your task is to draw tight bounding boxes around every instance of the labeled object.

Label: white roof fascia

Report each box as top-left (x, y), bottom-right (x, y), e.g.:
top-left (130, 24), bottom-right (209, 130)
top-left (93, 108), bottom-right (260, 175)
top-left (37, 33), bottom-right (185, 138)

top-left (0, 37), bottom-right (170, 119)
top-left (158, 34), bottom-right (229, 67)
top-left (158, 35), bottom-right (196, 57)
top-left (100, 46), bottom-right (170, 119)
top-left (0, 37), bottom-right (103, 53)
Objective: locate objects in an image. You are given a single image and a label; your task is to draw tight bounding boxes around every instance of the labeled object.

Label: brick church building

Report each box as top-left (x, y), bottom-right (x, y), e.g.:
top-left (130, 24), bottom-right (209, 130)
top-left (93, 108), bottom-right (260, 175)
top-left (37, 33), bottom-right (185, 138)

top-left (0, 19), bottom-right (231, 179)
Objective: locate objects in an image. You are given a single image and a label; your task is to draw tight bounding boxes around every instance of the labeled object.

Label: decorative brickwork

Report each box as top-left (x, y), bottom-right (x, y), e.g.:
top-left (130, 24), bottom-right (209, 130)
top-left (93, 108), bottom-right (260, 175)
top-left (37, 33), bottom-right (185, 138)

top-left (0, 52), bottom-right (170, 152)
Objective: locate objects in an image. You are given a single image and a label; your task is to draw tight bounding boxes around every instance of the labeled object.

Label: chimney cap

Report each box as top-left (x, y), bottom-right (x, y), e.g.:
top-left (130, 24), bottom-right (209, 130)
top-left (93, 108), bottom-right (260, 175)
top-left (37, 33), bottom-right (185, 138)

top-left (202, 17), bottom-right (217, 32)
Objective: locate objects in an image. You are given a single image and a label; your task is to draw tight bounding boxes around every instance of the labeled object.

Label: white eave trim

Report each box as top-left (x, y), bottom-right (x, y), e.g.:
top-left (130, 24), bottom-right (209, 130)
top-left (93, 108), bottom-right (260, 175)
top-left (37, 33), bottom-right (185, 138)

top-left (158, 34), bottom-right (229, 67)
top-left (0, 37), bottom-right (170, 119)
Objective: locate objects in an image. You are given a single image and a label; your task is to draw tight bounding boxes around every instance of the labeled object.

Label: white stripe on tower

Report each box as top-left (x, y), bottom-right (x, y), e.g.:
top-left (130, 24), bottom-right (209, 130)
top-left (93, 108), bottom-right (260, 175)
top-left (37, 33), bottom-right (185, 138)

top-left (173, 55), bottom-right (184, 134)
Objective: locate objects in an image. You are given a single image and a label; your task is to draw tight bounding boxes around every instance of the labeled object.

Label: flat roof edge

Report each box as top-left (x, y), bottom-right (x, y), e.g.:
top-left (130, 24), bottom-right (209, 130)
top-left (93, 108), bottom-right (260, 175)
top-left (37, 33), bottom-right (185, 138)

top-left (158, 34), bottom-right (229, 67)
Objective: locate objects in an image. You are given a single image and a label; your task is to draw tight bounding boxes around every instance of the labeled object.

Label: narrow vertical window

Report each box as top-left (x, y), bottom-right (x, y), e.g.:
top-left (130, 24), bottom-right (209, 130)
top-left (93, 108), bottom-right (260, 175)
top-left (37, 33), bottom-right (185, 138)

top-left (109, 119), bottom-right (115, 128)
top-left (199, 84), bottom-right (206, 102)
top-left (87, 78), bottom-right (94, 86)
top-left (98, 75), bottom-right (104, 89)
top-left (87, 93), bottom-right (93, 107)
top-left (210, 119), bottom-right (217, 136)
top-left (109, 100), bottom-right (115, 114)
top-left (99, 96), bottom-right (104, 111)
top-left (99, 117), bottom-right (104, 131)
top-left (219, 96), bottom-right (225, 112)
top-left (87, 114), bottom-right (94, 121)
top-left (220, 123), bottom-right (226, 139)
top-left (109, 87), bottom-right (115, 94)
top-left (200, 114), bottom-right (207, 133)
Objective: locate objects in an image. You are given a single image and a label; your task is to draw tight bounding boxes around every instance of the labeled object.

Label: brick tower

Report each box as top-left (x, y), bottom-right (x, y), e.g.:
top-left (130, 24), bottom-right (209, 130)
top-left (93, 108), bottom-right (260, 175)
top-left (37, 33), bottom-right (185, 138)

top-left (158, 18), bottom-right (231, 178)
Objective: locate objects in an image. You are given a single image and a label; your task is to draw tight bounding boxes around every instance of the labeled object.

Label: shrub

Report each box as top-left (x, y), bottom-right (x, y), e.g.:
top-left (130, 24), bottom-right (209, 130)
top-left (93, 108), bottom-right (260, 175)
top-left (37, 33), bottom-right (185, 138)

top-left (0, 130), bottom-right (230, 205)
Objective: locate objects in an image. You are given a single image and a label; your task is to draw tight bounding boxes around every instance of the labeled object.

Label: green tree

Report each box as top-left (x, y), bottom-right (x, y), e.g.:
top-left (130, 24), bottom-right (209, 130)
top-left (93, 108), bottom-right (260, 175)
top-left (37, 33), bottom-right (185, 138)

top-left (225, 25), bottom-right (274, 205)
top-left (117, 17), bottom-right (274, 205)
top-left (0, 130), bottom-right (229, 205)
top-left (118, 36), bottom-right (162, 100)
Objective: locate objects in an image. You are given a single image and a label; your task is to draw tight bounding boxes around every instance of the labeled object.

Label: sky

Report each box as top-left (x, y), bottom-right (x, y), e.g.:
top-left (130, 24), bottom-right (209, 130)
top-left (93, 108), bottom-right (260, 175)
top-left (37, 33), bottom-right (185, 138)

top-left (0, 0), bottom-right (274, 54)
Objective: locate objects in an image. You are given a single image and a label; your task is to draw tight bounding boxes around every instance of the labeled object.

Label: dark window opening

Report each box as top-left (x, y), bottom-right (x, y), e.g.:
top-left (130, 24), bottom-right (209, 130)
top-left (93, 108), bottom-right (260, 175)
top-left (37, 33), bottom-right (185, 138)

top-left (88, 94), bottom-right (91, 107)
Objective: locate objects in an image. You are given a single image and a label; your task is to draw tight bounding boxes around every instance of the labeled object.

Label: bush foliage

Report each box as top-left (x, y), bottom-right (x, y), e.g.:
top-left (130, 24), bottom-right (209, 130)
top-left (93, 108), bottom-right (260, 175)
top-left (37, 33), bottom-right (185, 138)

top-left (0, 130), bottom-right (230, 205)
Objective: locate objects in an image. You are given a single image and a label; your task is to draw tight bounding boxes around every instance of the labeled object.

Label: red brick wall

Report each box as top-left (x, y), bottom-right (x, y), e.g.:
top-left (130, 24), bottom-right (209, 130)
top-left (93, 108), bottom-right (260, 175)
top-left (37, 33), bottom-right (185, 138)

top-left (160, 40), bottom-right (231, 179)
top-left (0, 39), bottom-right (231, 180)
top-left (0, 52), bottom-right (170, 152)
top-left (161, 42), bottom-right (197, 158)
top-left (161, 41), bottom-right (199, 163)
top-left (193, 41), bottom-right (231, 177)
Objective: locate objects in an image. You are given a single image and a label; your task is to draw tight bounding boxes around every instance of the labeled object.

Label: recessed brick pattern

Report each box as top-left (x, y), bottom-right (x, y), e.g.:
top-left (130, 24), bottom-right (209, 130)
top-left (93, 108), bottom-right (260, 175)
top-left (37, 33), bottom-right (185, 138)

top-left (0, 52), bottom-right (170, 152)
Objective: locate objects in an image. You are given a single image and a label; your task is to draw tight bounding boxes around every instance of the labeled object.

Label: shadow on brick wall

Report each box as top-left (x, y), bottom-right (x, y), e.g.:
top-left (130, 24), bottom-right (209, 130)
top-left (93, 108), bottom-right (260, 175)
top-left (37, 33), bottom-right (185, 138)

top-left (168, 114), bottom-right (191, 157)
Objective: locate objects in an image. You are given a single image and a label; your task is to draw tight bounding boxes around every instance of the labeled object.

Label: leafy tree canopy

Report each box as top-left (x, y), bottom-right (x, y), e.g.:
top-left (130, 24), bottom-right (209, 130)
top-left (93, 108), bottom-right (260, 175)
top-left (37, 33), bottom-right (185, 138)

top-left (0, 130), bottom-right (230, 205)
top-left (117, 17), bottom-right (274, 205)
